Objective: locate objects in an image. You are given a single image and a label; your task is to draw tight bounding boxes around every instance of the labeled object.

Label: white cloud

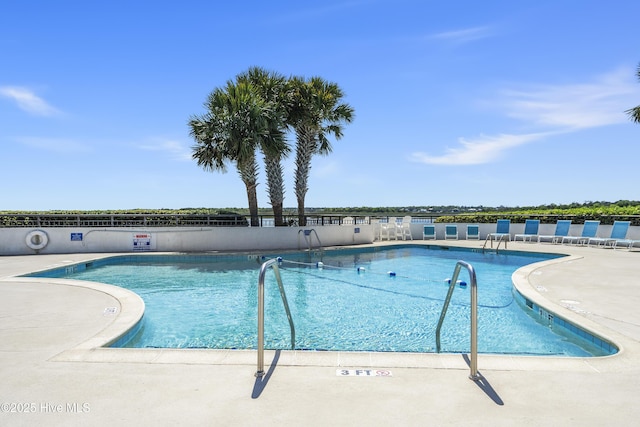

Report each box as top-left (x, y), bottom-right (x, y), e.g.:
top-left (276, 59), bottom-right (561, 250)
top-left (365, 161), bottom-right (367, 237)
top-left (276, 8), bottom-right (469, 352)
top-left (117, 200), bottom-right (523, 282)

top-left (0, 86), bottom-right (61, 116)
top-left (410, 132), bottom-right (552, 165)
top-left (412, 66), bottom-right (640, 166)
top-left (430, 26), bottom-right (492, 44)
top-left (275, 1), bottom-right (379, 23)
top-left (138, 138), bottom-right (192, 161)
top-left (17, 137), bottom-right (91, 153)
top-left (500, 67), bottom-right (639, 130)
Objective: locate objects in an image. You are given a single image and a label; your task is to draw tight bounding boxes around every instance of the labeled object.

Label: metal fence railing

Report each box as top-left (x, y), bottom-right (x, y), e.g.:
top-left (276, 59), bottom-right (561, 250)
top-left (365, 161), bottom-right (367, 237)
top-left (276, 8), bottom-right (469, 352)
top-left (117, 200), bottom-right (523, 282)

top-left (3, 213), bottom-right (638, 228)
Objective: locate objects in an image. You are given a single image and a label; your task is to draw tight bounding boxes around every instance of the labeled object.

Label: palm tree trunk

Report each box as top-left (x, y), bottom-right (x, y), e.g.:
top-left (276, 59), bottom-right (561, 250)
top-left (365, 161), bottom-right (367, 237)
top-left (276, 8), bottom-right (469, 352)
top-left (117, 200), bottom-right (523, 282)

top-left (294, 126), bottom-right (315, 226)
top-left (264, 154), bottom-right (286, 226)
top-left (238, 155), bottom-right (260, 227)
top-left (272, 203), bottom-right (284, 226)
top-left (296, 194), bottom-right (306, 227)
top-left (245, 182), bottom-right (259, 227)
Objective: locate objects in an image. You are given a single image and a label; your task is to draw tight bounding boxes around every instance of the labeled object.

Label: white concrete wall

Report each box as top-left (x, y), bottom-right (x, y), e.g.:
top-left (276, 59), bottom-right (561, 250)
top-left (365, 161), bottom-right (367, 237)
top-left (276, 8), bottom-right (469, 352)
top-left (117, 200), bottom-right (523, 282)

top-left (1, 225), bottom-right (375, 255)
top-left (4, 222), bottom-right (639, 255)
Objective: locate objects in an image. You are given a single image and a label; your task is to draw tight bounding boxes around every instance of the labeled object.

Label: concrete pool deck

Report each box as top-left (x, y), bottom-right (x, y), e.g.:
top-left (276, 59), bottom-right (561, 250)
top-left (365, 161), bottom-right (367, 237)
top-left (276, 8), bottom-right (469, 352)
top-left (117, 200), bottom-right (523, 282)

top-left (1, 241), bottom-right (639, 426)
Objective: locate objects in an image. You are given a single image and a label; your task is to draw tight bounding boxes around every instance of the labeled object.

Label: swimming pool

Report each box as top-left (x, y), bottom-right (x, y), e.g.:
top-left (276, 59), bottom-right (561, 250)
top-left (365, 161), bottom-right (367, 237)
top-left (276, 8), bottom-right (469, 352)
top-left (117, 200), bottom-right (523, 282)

top-left (28, 245), bottom-right (614, 356)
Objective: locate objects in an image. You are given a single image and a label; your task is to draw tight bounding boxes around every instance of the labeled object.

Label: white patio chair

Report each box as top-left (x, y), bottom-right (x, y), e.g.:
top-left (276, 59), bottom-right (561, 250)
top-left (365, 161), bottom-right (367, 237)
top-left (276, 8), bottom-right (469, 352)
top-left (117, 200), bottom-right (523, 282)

top-left (399, 216), bottom-right (413, 240)
top-left (380, 217), bottom-right (399, 240)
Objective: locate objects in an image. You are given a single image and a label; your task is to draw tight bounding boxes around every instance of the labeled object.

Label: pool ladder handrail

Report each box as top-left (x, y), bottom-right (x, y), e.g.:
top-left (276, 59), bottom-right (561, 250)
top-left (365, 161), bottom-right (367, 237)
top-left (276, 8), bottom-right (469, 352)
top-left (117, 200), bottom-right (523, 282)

top-left (435, 260), bottom-right (481, 381)
top-left (482, 233), bottom-right (509, 252)
top-left (256, 258), bottom-right (296, 377)
top-left (298, 228), bottom-right (324, 259)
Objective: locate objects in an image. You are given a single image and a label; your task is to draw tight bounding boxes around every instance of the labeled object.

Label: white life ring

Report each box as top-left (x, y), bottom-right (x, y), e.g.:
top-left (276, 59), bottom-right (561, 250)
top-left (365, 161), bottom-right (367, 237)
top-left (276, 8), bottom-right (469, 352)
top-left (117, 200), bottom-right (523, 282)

top-left (26, 230), bottom-right (49, 250)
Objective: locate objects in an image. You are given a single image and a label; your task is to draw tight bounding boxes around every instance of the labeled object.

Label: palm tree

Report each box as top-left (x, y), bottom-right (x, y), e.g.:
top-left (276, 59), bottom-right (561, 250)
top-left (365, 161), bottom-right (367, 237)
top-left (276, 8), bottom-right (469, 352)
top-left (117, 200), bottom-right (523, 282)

top-left (237, 67), bottom-right (291, 226)
top-left (189, 80), bottom-right (280, 227)
top-left (289, 76), bottom-right (354, 226)
top-left (627, 63), bottom-right (640, 123)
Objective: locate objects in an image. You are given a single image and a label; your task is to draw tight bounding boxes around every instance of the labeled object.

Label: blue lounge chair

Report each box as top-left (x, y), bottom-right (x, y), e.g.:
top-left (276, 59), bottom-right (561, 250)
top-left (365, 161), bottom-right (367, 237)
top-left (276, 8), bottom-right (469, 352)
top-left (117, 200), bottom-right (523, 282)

top-left (423, 224), bottom-right (436, 240)
top-left (588, 221), bottom-right (631, 248)
top-left (484, 219), bottom-right (511, 249)
top-left (466, 224), bottom-right (480, 240)
top-left (445, 224), bottom-right (458, 240)
top-left (562, 220), bottom-right (599, 245)
top-left (537, 220), bottom-right (571, 244)
top-left (611, 236), bottom-right (640, 251)
top-left (488, 219), bottom-right (510, 241)
top-left (514, 219), bottom-right (540, 242)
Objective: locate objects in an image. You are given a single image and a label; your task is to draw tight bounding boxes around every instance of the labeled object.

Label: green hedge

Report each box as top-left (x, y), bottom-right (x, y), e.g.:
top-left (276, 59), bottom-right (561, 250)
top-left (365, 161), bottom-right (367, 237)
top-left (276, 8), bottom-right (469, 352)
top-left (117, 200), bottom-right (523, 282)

top-left (436, 212), bottom-right (640, 226)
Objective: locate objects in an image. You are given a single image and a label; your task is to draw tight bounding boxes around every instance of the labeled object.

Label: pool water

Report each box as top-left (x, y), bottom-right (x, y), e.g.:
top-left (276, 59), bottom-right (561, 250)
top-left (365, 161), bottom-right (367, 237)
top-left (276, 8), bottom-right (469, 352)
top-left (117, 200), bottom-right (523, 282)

top-left (30, 246), bottom-right (610, 356)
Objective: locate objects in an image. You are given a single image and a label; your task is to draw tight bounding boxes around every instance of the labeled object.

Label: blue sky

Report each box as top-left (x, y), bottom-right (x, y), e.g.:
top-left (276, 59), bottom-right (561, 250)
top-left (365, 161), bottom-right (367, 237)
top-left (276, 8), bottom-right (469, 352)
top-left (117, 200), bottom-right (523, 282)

top-left (2, 0), bottom-right (639, 211)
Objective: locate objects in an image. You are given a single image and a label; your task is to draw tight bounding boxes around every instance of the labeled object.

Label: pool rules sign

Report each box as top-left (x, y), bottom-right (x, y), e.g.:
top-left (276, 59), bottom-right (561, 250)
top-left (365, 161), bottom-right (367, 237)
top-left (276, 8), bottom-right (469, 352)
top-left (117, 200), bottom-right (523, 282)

top-left (132, 233), bottom-right (155, 251)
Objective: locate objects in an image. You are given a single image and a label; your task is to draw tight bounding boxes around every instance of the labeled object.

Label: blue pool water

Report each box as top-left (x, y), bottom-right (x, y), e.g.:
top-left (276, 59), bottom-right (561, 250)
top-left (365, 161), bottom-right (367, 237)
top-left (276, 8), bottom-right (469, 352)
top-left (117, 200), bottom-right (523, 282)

top-left (28, 246), bottom-right (614, 356)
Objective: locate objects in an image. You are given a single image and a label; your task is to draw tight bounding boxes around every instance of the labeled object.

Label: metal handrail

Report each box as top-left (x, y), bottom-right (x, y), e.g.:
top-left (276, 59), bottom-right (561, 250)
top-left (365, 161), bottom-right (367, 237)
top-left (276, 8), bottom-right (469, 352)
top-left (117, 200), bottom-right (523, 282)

top-left (297, 229), bottom-right (324, 259)
top-left (256, 258), bottom-right (295, 377)
top-left (482, 233), bottom-right (509, 252)
top-left (435, 260), bottom-right (481, 381)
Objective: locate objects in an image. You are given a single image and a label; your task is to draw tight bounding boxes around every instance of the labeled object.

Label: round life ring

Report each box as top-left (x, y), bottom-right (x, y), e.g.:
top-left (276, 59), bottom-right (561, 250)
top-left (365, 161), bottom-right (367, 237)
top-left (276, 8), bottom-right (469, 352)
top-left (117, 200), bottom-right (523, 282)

top-left (26, 230), bottom-right (49, 250)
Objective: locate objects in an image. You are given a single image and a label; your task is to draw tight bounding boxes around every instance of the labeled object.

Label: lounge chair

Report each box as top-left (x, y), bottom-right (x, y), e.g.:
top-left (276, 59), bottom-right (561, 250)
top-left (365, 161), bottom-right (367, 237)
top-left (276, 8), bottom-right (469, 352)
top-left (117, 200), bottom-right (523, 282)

top-left (562, 220), bottom-right (599, 245)
top-left (588, 221), bottom-right (631, 248)
top-left (611, 236), bottom-right (640, 251)
top-left (466, 224), bottom-right (480, 240)
top-left (398, 216), bottom-right (413, 240)
top-left (380, 217), bottom-right (399, 240)
top-left (514, 219), bottom-right (540, 242)
top-left (444, 224), bottom-right (458, 240)
top-left (371, 219), bottom-right (382, 241)
top-left (537, 220), bottom-right (571, 244)
top-left (423, 224), bottom-right (436, 240)
top-left (484, 219), bottom-right (511, 249)
top-left (487, 219), bottom-right (511, 241)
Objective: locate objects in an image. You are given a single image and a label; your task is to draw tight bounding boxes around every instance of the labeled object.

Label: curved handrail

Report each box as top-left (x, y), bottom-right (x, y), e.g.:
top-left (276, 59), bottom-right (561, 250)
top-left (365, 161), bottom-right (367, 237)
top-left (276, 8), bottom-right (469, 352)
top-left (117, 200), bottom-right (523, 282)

top-left (482, 233), bottom-right (509, 253)
top-left (256, 258), bottom-right (295, 377)
top-left (435, 260), bottom-right (480, 381)
top-left (297, 229), bottom-right (324, 259)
